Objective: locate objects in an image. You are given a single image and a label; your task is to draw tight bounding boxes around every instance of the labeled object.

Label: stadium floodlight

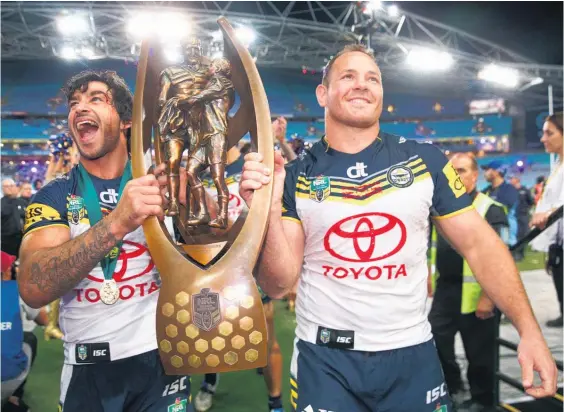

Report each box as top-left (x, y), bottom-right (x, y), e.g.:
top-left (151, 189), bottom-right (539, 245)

top-left (478, 64), bottom-right (520, 88)
top-left (164, 47), bottom-right (182, 63)
top-left (127, 13), bottom-right (152, 39)
top-left (212, 30), bottom-right (223, 43)
top-left (81, 47), bottom-right (95, 59)
top-left (128, 12), bottom-right (189, 40)
top-left (364, 0), bottom-right (382, 15)
top-left (518, 76), bottom-right (544, 92)
top-left (406, 48), bottom-right (454, 72)
top-left (157, 12), bottom-right (190, 40)
top-left (387, 5), bottom-right (400, 17)
top-left (57, 14), bottom-right (89, 37)
top-left (236, 27), bottom-right (256, 47)
top-left (60, 46), bottom-right (78, 60)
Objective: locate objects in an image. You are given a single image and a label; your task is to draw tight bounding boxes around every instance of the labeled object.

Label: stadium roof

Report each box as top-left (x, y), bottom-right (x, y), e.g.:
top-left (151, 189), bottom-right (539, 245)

top-left (2, 1), bottom-right (562, 109)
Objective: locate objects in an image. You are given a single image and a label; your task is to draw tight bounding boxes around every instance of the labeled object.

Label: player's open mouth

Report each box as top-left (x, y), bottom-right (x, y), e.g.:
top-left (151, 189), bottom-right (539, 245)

top-left (76, 119), bottom-right (99, 142)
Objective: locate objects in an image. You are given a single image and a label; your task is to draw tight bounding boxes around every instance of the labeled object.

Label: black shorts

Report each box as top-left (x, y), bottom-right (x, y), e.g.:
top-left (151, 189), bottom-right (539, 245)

top-left (290, 338), bottom-right (451, 412)
top-left (59, 349), bottom-right (191, 412)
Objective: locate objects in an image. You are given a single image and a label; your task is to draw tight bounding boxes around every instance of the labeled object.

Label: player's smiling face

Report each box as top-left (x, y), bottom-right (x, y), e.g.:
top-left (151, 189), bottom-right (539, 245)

top-left (68, 81), bottom-right (124, 161)
top-left (317, 51), bottom-right (383, 128)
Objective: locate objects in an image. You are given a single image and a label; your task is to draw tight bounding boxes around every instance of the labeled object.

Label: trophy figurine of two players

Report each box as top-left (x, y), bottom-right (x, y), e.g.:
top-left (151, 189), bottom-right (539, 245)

top-left (130, 18), bottom-right (273, 374)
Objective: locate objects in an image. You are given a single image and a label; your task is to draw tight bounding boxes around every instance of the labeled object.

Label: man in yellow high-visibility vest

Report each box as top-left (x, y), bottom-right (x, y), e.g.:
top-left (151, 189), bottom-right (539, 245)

top-left (428, 153), bottom-right (508, 412)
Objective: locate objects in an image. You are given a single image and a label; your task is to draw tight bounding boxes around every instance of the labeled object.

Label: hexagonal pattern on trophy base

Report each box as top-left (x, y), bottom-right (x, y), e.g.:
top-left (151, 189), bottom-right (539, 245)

top-left (185, 324), bottom-right (200, 339)
top-left (158, 284), bottom-right (267, 372)
top-left (162, 303), bottom-right (175, 317)
top-left (177, 341), bottom-right (189, 355)
top-left (175, 291), bottom-right (190, 307)
top-left (211, 337), bottom-right (226, 351)
top-left (224, 351), bottom-right (238, 366)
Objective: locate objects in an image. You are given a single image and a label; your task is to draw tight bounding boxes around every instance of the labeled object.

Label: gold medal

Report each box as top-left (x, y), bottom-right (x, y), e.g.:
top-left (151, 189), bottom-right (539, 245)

top-left (100, 279), bottom-right (119, 305)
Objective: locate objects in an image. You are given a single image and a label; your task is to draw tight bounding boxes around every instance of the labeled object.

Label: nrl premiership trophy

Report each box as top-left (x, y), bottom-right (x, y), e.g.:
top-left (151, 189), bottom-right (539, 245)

top-left (130, 18), bottom-right (273, 375)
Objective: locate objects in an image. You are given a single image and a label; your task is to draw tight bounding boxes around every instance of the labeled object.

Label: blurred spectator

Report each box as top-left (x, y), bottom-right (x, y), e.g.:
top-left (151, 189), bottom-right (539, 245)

top-left (1, 179), bottom-right (27, 258)
top-left (534, 175), bottom-right (545, 205)
top-left (272, 117), bottom-right (296, 162)
top-left (530, 113), bottom-right (563, 328)
top-left (291, 137), bottom-right (305, 157)
top-left (481, 160), bottom-right (519, 248)
top-left (18, 183), bottom-right (32, 207)
top-left (1, 252), bottom-right (32, 412)
top-left (239, 142), bottom-right (252, 157)
top-left (509, 175), bottom-right (534, 261)
top-left (32, 179), bottom-right (42, 192)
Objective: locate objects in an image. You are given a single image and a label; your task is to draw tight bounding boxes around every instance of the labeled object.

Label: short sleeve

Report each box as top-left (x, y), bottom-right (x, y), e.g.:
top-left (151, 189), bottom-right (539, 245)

top-left (281, 161), bottom-right (300, 223)
top-left (418, 143), bottom-right (473, 219)
top-left (23, 181), bottom-right (69, 237)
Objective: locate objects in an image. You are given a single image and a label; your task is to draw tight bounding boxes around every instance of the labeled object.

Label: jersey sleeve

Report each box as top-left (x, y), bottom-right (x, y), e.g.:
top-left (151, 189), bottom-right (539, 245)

top-left (418, 143), bottom-right (473, 219)
top-left (281, 161), bottom-right (300, 223)
top-left (484, 203), bottom-right (509, 242)
top-left (23, 180), bottom-right (69, 237)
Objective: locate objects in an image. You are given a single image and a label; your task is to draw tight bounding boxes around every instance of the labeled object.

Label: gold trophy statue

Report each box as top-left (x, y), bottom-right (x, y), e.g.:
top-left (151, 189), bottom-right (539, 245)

top-left (130, 18), bottom-right (273, 375)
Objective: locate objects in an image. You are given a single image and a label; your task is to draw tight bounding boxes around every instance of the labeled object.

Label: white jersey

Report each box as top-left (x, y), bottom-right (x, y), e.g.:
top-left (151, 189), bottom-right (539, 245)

top-left (531, 161), bottom-right (563, 252)
top-left (203, 157), bottom-right (246, 222)
top-left (23, 166), bottom-right (161, 364)
top-left (282, 134), bottom-right (472, 351)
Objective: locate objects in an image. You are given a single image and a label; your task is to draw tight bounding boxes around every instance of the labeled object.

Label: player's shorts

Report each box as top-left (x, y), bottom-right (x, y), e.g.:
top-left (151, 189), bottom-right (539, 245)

top-left (290, 337), bottom-right (451, 412)
top-left (59, 349), bottom-right (191, 412)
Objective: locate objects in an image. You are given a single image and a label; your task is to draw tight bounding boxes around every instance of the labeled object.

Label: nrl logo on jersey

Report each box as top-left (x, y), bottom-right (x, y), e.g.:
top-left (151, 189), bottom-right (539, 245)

top-left (77, 344), bottom-right (88, 361)
top-left (320, 328), bottom-right (331, 344)
top-left (67, 195), bottom-right (85, 225)
top-left (310, 176), bottom-right (331, 203)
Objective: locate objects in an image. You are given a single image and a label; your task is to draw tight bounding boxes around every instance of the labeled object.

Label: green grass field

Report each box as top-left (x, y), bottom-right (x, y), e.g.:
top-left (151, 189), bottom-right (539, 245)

top-left (21, 248), bottom-right (546, 412)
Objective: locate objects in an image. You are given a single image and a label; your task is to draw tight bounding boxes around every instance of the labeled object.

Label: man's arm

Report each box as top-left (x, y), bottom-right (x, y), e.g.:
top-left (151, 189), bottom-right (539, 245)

top-left (256, 215), bottom-right (305, 299)
top-left (188, 75), bottom-right (231, 104)
top-left (434, 209), bottom-right (534, 333)
top-left (19, 171), bottom-right (166, 309)
top-left (18, 215), bottom-right (123, 309)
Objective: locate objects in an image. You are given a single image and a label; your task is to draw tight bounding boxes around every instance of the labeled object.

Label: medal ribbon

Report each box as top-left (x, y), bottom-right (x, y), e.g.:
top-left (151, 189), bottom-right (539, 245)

top-left (77, 160), bottom-right (132, 281)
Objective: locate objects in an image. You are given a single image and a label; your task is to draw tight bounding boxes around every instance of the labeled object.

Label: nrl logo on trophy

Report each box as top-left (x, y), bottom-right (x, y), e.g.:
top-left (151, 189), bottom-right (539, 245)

top-left (192, 288), bottom-right (221, 332)
top-left (130, 18), bottom-right (272, 375)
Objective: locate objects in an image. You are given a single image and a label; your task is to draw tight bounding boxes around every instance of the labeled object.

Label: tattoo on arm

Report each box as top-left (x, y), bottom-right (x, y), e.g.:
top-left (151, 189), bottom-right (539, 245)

top-left (25, 218), bottom-right (118, 304)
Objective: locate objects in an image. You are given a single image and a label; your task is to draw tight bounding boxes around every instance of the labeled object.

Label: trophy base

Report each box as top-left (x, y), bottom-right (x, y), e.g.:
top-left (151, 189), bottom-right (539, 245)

top-left (157, 267), bottom-right (268, 375)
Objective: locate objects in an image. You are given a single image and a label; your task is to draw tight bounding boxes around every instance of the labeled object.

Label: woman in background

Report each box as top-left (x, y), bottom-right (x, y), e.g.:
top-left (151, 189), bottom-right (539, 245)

top-left (530, 113), bottom-right (563, 328)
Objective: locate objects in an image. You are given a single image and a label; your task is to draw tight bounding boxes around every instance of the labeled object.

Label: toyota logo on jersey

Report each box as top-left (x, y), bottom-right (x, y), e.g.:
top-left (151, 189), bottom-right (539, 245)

top-left (86, 240), bottom-right (154, 282)
top-left (324, 212), bottom-right (407, 262)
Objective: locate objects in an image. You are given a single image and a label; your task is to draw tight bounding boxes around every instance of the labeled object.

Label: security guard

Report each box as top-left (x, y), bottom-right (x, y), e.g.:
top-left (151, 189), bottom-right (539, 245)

top-left (429, 153), bottom-right (508, 412)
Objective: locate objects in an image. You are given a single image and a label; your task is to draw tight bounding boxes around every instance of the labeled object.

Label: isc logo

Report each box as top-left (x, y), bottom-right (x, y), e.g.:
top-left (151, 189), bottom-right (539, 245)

top-left (93, 349), bottom-right (107, 357)
top-left (336, 336), bottom-right (351, 344)
top-left (426, 383), bottom-right (447, 404)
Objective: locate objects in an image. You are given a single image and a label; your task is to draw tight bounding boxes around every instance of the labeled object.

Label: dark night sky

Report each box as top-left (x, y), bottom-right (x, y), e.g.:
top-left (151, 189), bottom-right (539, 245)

top-left (398, 2), bottom-right (563, 65)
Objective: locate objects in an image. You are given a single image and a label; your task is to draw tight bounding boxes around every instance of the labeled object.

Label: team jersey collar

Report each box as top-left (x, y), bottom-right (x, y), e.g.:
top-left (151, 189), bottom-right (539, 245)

top-left (320, 133), bottom-right (383, 155)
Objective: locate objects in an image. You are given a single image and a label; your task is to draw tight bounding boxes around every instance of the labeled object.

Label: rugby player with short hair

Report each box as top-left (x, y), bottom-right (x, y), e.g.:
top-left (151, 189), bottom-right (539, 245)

top-left (239, 44), bottom-right (557, 411)
top-left (17, 70), bottom-right (191, 411)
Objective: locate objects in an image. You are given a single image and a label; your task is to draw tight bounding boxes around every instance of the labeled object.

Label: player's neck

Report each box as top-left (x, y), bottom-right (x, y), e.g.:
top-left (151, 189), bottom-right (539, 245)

top-left (325, 117), bottom-right (380, 154)
top-left (80, 144), bottom-right (129, 180)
